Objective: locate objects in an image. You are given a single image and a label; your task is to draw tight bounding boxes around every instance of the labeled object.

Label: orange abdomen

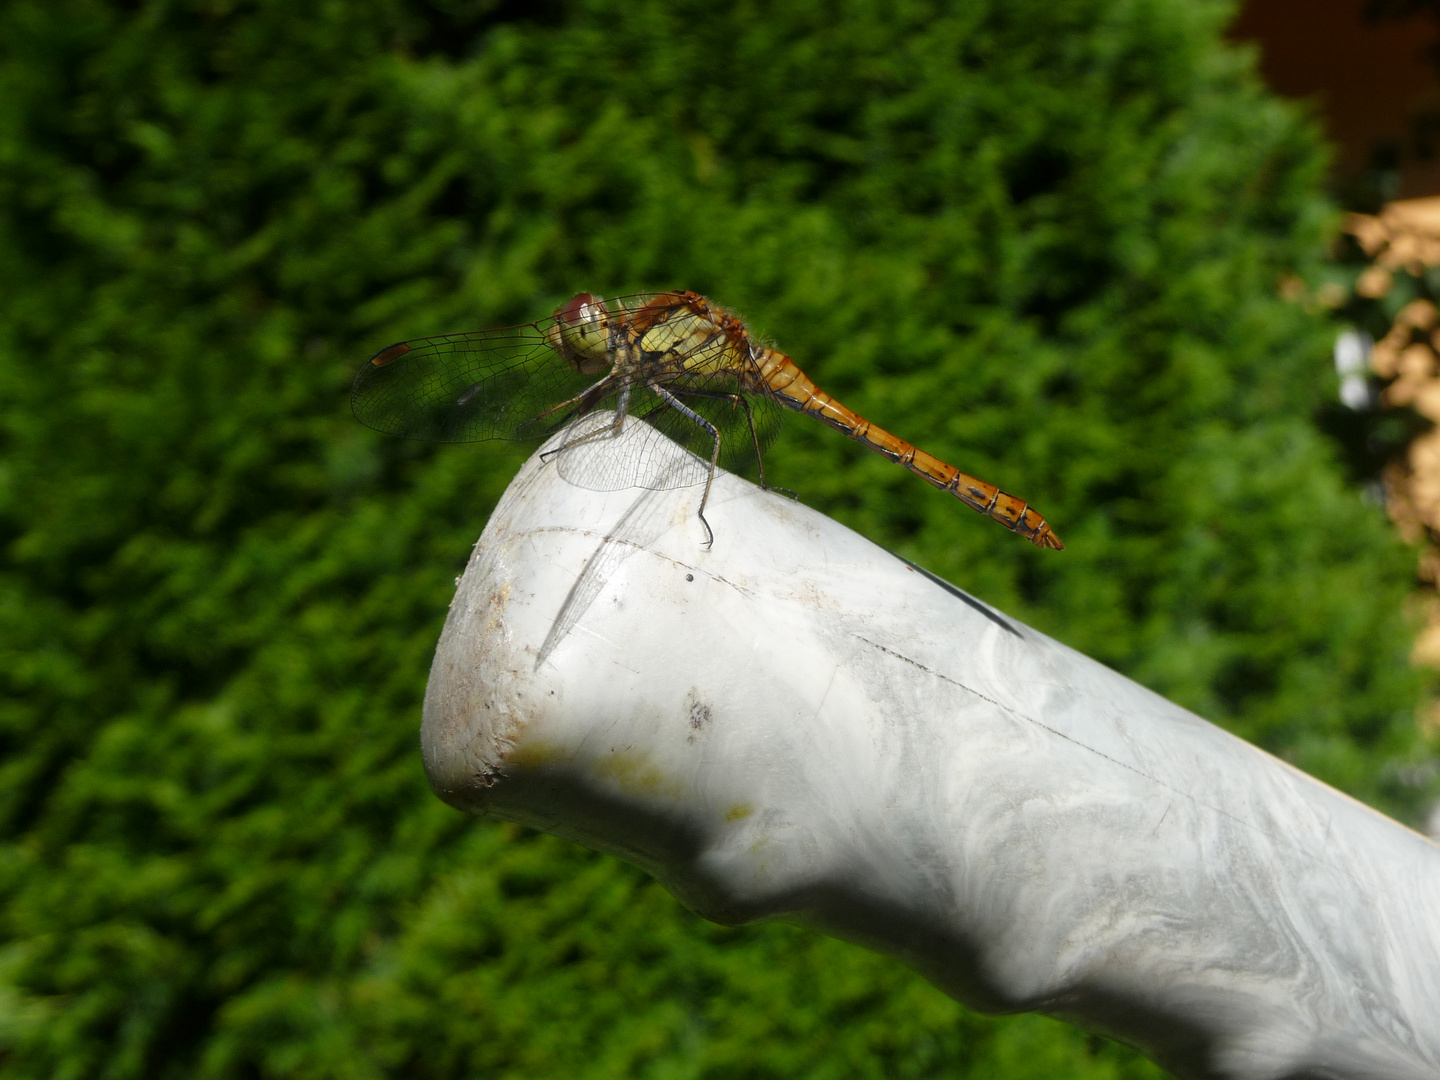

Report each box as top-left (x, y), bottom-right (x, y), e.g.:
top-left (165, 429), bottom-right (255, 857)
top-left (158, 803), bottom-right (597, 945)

top-left (748, 349), bottom-right (1062, 550)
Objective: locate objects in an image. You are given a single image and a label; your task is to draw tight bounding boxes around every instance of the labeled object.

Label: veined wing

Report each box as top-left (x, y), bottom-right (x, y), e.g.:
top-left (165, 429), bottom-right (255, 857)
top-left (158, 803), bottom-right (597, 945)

top-left (351, 291), bottom-right (786, 480)
top-left (351, 320), bottom-right (600, 443)
top-left (636, 369), bottom-right (786, 475)
top-left (552, 371), bottom-right (787, 493)
top-left (349, 292), bottom-right (702, 443)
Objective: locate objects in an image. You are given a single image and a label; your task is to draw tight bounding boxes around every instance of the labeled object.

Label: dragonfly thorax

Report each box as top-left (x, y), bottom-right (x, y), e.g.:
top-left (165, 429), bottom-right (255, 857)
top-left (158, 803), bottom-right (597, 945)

top-left (548, 293), bottom-right (612, 375)
top-left (630, 294), bottom-right (752, 378)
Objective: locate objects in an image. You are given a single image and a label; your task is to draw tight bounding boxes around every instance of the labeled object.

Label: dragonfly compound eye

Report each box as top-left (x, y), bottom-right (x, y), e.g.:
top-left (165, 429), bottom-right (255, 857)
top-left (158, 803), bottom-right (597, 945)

top-left (549, 293), bottom-right (612, 374)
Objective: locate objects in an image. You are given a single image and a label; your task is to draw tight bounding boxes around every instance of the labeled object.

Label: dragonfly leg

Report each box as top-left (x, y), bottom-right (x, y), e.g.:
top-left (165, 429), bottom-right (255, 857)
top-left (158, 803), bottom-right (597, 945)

top-left (724, 393), bottom-right (798, 500)
top-left (698, 392), bottom-right (769, 483)
top-left (650, 381), bottom-right (719, 548)
top-left (537, 374), bottom-right (616, 425)
top-left (538, 376), bottom-right (627, 463)
top-left (725, 394), bottom-right (797, 498)
top-left (532, 377), bottom-right (616, 460)
top-left (613, 381), bottom-right (631, 434)
top-left (726, 393), bottom-right (768, 487)
top-left (671, 389), bottom-right (799, 501)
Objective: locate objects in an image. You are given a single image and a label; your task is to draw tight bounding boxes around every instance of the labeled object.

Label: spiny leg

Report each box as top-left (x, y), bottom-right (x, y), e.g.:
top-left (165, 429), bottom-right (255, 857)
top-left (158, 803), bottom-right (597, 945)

top-left (650, 381), bottom-right (720, 548)
top-left (612, 380), bottom-right (631, 434)
top-left (535, 374), bottom-right (616, 461)
top-left (732, 394), bottom-right (776, 491)
top-left (536, 373), bottom-right (615, 426)
top-left (728, 393), bottom-right (797, 499)
top-left (673, 388), bottom-right (798, 500)
top-left (540, 376), bottom-right (632, 463)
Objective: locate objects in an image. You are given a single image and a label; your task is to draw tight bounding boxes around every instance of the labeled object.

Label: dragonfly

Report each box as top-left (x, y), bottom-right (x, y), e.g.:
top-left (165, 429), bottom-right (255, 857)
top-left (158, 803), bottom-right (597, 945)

top-left (352, 291), bottom-right (1063, 550)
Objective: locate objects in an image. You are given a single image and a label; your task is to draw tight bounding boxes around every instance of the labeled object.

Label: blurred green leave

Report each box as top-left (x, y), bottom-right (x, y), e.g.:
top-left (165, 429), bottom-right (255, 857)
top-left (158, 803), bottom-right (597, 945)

top-left (0, 1), bottom-right (1432, 1077)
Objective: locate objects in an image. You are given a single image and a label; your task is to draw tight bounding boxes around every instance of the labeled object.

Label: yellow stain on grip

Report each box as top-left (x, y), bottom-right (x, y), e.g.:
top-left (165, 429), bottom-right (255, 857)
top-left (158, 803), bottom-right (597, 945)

top-left (593, 749), bottom-right (683, 799)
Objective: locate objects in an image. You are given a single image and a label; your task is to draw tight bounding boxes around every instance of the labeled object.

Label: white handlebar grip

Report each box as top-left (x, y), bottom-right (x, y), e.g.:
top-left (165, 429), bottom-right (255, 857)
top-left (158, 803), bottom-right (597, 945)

top-left (422, 423), bottom-right (1440, 1080)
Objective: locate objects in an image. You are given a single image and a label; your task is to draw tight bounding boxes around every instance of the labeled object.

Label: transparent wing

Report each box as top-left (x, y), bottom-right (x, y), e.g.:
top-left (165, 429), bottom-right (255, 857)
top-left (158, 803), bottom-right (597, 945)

top-left (552, 369), bottom-right (786, 493)
top-left (353, 291), bottom-right (788, 493)
top-left (638, 369), bottom-right (785, 478)
top-left (349, 293), bottom-right (687, 443)
top-left (350, 319), bottom-right (599, 443)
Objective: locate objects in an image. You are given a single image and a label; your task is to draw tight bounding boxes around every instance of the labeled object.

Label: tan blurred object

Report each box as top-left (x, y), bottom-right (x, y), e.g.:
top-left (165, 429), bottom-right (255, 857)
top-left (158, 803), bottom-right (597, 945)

top-left (1348, 198), bottom-right (1440, 275)
top-left (1416, 548), bottom-right (1440, 674)
top-left (1348, 202), bottom-right (1440, 725)
top-left (1233, 2), bottom-right (1440, 731)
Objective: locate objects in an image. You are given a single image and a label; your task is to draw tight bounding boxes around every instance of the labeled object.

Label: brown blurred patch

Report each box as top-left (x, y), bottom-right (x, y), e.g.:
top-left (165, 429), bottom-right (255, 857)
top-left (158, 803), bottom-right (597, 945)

top-left (1232, 1), bottom-right (1440, 199)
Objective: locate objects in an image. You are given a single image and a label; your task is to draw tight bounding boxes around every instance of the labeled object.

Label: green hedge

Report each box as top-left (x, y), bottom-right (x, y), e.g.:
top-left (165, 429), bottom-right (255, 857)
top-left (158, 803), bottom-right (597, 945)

top-left (0, 1), bottom-right (1432, 1077)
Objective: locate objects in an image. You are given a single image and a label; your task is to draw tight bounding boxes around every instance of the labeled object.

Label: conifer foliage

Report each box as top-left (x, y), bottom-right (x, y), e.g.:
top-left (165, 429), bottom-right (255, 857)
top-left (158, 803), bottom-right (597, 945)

top-left (0, 1), bottom-right (1431, 1077)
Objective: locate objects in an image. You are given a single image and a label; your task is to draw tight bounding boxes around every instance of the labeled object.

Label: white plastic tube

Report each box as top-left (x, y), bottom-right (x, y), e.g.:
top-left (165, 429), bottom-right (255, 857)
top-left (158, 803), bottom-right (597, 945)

top-left (421, 421), bottom-right (1440, 1080)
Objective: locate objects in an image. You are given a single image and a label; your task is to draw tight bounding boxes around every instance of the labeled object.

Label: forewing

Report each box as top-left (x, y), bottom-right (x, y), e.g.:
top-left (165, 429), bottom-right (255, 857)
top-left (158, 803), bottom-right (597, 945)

top-left (351, 320), bottom-right (598, 443)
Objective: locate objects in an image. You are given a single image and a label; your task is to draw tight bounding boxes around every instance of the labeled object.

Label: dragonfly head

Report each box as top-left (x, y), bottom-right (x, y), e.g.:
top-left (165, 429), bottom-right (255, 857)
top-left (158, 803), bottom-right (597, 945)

top-left (549, 293), bottom-right (612, 375)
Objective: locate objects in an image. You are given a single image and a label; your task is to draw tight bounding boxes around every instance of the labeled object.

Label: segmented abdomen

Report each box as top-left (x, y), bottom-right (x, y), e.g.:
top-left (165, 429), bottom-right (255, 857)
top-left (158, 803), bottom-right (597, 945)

top-left (748, 349), bottom-right (1063, 550)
